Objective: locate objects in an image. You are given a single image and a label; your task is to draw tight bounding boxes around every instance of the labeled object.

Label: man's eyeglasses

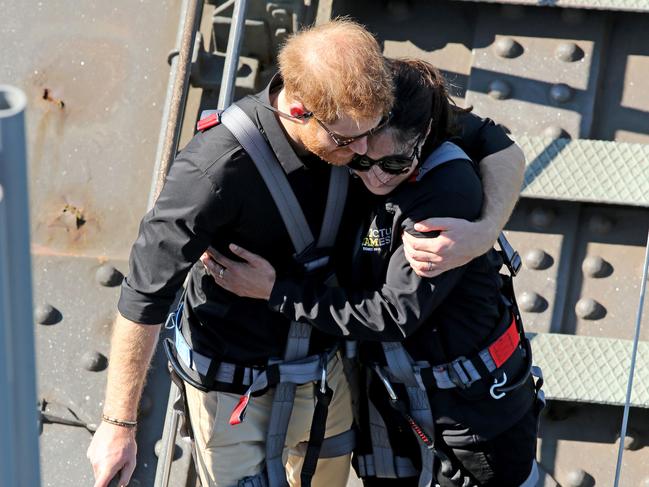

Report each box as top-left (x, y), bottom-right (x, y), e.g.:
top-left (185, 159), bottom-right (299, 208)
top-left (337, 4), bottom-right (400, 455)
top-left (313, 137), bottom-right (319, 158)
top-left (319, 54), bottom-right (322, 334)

top-left (309, 112), bottom-right (392, 148)
top-left (348, 141), bottom-right (421, 175)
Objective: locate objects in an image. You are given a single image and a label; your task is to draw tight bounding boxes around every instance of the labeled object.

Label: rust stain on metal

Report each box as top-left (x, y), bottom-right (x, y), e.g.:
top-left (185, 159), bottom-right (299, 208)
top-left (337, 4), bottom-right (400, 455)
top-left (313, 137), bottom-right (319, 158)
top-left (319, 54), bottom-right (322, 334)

top-left (61, 204), bottom-right (86, 230)
top-left (42, 88), bottom-right (65, 109)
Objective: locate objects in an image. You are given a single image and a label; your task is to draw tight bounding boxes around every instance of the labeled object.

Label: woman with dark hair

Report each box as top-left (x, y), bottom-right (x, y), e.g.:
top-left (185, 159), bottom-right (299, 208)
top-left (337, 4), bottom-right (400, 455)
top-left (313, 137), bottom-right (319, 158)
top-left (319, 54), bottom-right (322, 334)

top-left (203, 59), bottom-right (542, 486)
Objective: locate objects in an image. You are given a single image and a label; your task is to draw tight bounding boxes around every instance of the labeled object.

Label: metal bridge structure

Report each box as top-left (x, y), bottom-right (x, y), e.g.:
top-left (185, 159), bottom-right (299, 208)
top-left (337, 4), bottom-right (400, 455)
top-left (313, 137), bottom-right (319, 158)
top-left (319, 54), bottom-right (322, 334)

top-left (1, 0), bottom-right (649, 486)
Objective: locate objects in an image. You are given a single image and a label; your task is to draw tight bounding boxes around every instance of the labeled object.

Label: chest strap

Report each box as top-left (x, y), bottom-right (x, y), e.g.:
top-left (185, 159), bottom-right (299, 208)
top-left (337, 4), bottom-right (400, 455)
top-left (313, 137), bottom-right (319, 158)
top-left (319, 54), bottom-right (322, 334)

top-left (220, 103), bottom-right (350, 487)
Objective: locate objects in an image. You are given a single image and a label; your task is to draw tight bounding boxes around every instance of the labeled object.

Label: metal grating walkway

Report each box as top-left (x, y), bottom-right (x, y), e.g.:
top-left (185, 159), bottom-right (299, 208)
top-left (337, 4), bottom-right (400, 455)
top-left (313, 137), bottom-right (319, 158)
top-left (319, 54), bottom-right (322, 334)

top-left (529, 333), bottom-right (649, 407)
top-left (452, 0), bottom-right (649, 12)
top-left (517, 136), bottom-right (649, 208)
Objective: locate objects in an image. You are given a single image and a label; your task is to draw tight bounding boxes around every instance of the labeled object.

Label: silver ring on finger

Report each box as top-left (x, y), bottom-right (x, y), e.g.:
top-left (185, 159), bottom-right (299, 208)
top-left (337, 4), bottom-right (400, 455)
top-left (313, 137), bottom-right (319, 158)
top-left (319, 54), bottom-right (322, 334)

top-left (218, 266), bottom-right (225, 279)
top-left (427, 261), bottom-right (434, 272)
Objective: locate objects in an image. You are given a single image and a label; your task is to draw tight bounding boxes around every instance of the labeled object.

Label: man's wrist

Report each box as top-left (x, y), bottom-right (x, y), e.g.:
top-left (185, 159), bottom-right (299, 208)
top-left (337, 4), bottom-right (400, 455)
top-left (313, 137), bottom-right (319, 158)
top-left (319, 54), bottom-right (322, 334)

top-left (101, 413), bottom-right (137, 429)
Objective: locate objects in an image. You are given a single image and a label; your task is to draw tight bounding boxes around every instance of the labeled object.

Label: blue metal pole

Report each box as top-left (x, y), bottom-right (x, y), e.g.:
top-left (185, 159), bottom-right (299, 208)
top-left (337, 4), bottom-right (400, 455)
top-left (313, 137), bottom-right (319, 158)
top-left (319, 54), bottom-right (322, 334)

top-left (0, 85), bottom-right (41, 487)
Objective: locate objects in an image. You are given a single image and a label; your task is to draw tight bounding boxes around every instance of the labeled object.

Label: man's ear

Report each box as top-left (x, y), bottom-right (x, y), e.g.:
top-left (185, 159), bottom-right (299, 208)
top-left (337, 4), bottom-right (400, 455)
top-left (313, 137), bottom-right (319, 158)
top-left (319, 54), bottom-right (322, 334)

top-left (288, 101), bottom-right (309, 122)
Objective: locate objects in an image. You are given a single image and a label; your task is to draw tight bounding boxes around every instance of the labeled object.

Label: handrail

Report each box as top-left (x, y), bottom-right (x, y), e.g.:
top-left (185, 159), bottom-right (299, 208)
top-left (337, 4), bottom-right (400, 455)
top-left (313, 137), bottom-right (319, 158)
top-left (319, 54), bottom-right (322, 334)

top-left (0, 85), bottom-right (42, 487)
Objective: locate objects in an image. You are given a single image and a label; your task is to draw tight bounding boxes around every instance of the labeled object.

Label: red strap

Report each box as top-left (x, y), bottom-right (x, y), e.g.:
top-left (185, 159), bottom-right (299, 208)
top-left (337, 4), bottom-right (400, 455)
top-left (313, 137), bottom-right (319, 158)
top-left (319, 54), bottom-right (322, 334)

top-left (488, 317), bottom-right (520, 368)
top-left (229, 393), bottom-right (250, 425)
top-left (196, 113), bottom-right (220, 132)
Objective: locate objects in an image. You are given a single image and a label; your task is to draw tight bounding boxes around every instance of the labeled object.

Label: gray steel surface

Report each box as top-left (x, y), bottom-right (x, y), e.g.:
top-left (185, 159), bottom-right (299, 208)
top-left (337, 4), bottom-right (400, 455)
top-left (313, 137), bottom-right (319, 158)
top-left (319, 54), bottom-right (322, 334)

top-left (466, 8), bottom-right (605, 139)
top-left (452, 0), bottom-right (649, 12)
top-left (1, 1), bottom-right (184, 485)
top-left (530, 333), bottom-right (649, 406)
top-left (0, 85), bottom-right (41, 487)
top-left (518, 136), bottom-right (649, 207)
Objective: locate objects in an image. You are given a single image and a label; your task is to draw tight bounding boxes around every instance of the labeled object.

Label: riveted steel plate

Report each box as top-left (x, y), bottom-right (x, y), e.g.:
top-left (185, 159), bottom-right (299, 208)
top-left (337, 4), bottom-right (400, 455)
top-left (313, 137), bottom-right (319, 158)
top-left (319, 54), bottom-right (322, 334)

top-left (537, 404), bottom-right (649, 486)
top-left (33, 254), bottom-right (172, 487)
top-left (529, 333), bottom-right (649, 406)
top-left (517, 136), bottom-right (649, 207)
top-left (590, 13), bottom-right (649, 144)
top-left (505, 199), bottom-right (581, 334)
top-left (465, 8), bottom-right (605, 139)
top-left (0, 0), bottom-right (181, 260)
top-left (560, 205), bottom-right (649, 340)
top-left (452, 0), bottom-right (649, 12)
top-left (333, 0), bottom-right (476, 104)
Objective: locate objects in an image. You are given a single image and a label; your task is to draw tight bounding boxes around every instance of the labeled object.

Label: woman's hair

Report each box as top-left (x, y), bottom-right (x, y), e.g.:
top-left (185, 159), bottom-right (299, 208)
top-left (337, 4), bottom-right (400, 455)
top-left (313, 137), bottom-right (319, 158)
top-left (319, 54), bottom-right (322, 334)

top-left (386, 59), bottom-right (462, 155)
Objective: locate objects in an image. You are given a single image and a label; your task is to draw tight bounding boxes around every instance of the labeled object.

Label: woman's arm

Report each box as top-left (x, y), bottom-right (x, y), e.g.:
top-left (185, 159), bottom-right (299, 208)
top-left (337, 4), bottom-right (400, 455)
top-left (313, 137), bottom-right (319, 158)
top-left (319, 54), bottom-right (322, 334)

top-left (204, 161), bottom-right (483, 342)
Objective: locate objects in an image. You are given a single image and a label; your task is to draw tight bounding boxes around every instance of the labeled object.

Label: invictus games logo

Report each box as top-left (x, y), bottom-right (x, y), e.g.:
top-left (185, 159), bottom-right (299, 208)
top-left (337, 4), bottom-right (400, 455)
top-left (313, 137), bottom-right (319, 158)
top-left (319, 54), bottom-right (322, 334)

top-left (362, 225), bottom-right (392, 252)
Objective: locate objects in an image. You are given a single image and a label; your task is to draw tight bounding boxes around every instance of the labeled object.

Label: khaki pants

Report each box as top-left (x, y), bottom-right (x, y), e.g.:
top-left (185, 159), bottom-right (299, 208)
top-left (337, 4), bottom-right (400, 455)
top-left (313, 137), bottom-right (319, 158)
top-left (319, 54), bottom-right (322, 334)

top-left (185, 352), bottom-right (353, 487)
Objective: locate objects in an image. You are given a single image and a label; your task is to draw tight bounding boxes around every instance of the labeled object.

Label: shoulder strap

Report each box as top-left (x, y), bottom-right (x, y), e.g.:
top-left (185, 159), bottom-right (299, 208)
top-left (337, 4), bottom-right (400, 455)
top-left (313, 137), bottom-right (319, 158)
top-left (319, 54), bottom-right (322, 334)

top-left (220, 103), bottom-right (348, 256)
top-left (416, 141), bottom-right (471, 181)
top-left (221, 103), bottom-right (314, 254)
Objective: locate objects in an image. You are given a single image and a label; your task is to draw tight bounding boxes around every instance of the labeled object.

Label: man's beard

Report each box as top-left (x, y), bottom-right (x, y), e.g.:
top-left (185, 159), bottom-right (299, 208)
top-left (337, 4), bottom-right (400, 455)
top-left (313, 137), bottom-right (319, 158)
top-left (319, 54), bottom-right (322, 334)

top-left (300, 124), bottom-right (355, 166)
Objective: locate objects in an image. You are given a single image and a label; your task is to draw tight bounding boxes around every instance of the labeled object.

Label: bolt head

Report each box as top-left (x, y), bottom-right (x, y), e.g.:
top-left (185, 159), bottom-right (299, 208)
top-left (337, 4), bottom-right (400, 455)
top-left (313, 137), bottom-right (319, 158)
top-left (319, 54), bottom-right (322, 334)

top-left (96, 264), bottom-right (123, 287)
top-left (620, 429), bottom-right (641, 451)
top-left (35, 303), bottom-right (62, 325)
top-left (565, 468), bottom-right (588, 487)
top-left (493, 37), bottom-right (523, 58)
top-left (582, 256), bottom-right (610, 278)
top-left (530, 207), bottom-right (555, 229)
top-left (154, 439), bottom-right (182, 460)
top-left (543, 125), bottom-right (570, 139)
top-left (525, 249), bottom-right (552, 270)
top-left (589, 214), bottom-right (613, 235)
top-left (550, 83), bottom-right (573, 103)
top-left (81, 351), bottom-right (108, 372)
top-left (556, 42), bottom-right (584, 62)
top-left (575, 298), bottom-right (605, 320)
top-left (488, 80), bottom-right (512, 100)
top-left (519, 291), bottom-right (546, 313)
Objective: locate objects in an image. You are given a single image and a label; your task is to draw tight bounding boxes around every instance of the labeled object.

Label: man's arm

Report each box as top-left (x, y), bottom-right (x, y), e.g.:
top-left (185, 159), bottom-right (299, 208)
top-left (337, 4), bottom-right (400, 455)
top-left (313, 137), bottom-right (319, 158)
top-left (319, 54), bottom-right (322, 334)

top-left (87, 315), bottom-right (161, 487)
top-left (404, 142), bottom-right (525, 277)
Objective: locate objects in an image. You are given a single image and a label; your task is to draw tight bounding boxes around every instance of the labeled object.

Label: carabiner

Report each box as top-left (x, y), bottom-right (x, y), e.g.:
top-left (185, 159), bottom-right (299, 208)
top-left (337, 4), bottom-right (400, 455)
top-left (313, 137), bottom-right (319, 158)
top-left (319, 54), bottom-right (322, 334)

top-left (490, 372), bottom-right (508, 400)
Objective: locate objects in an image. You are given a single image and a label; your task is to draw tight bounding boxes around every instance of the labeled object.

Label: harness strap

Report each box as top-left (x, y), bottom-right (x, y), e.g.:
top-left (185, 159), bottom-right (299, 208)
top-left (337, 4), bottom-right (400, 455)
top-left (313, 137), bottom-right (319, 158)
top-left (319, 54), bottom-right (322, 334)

top-left (218, 103), bottom-right (349, 486)
top-left (382, 343), bottom-right (435, 487)
top-left (355, 454), bottom-right (419, 479)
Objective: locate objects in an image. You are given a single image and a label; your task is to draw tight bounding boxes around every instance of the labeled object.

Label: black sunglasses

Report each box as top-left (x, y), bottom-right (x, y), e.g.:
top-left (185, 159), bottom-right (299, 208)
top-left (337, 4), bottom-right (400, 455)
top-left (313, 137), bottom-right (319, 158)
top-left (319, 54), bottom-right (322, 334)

top-left (348, 140), bottom-right (421, 175)
top-left (309, 112), bottom-right (392, 147)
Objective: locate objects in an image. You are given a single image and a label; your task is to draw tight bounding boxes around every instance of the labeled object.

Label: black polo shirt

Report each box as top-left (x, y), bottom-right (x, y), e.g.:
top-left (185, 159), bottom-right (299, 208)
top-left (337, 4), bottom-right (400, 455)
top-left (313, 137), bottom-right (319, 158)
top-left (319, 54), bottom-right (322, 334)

top-left (118, 75), bottom-right (514, 367)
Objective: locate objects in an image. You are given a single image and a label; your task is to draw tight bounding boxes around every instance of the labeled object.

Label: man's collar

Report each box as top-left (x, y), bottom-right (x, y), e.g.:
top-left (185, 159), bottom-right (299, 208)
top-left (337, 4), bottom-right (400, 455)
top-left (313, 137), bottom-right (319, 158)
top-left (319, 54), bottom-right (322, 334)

top-left (252, 73), bottom-right (307, 174)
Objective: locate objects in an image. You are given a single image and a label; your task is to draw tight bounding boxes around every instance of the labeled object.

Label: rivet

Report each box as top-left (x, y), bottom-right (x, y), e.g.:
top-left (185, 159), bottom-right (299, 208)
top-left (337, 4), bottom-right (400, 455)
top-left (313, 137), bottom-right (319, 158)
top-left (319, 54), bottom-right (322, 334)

top-left (138, 394), bottom-right (153, 417)
top-left (35, 303), bottom-right (62, 325)
top-left (556, 42), bottom-right (584, 63)
top-left (529, 207), bottom-right (555, 229)
top-left (96, 264), bottom-right (123, 287)
top-left (575, 298), bottom-right (605, 320)
top-left (589, 214), bottom-right (613, 234)
top-left (582, 256), bottom-right (611, 278)
top-left (519, 291), bottom-right (547, 313)
top-left (543, 125), bottom-right (570, 139)
top-left (493, 37), bottom-right (523, 58)
top-left (565, 468), bottom-right (589, 487)
top-left (488, 80), bottom-right (511, 100)
top-left (525, 249), bottom-right (552, 270)
top-left (618, 429), bottom-right (641, 451)
top-left (81, 351), bottom-right (108, 372)
top-left (154, 439), bottom-right (182, 460)
top-left (550, 83), bottom-right (573, 104)
top-left (545, 401), bottom-right (575, 421)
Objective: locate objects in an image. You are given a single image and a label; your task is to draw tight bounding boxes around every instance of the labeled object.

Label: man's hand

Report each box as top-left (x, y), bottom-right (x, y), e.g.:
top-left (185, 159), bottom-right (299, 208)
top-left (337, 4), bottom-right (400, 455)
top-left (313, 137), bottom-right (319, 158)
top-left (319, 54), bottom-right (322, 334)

top-left (403, 218), bottom-right (497, 278)
top-left (201, 244), bottom-right (276, 300)
top-left (87, 421), bottom-right (137, 487)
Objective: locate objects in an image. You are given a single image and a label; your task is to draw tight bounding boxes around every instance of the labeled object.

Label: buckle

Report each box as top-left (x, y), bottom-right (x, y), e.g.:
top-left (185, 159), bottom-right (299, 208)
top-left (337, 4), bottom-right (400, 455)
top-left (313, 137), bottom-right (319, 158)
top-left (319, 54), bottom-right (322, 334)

top-left (446, 357), bottom-right (473, 390)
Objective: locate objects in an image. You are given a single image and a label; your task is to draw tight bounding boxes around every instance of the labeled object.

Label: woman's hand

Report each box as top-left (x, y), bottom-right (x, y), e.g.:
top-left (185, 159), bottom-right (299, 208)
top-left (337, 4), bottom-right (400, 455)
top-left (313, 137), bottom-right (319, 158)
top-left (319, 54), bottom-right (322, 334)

top-left (200, 244), bottom-right (276, 300)
top-left (402, 218), bottom-right (497, 277)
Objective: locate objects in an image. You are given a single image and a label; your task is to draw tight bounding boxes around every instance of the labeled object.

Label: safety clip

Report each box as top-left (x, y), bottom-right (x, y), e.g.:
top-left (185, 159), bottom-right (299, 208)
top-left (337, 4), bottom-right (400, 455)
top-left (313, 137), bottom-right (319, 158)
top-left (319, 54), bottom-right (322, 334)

top-left (490, 372), bottom-right (508, 400)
